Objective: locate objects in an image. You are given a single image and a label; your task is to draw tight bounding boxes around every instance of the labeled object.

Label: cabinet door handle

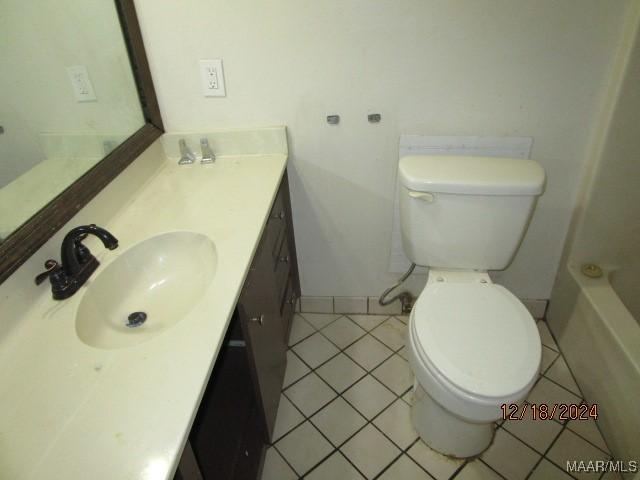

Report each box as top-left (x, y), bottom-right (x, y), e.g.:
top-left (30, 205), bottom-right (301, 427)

top-left (271, 211), bottom-right (285, 220)
top-left (279, 255), bottom-right (290, 263)
top-left (287, 295), bottom-right (296, 305)
top-left (249, 314), bottom-right (264, 326)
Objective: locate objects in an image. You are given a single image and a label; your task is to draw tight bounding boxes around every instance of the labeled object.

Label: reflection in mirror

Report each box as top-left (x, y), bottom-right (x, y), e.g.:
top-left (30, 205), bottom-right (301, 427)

top-left (0, 0), bottom-right (145, 242)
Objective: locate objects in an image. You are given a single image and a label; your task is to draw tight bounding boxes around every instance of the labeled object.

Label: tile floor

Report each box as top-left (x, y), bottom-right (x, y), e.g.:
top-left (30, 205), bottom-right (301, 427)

top-left (261, 313), bottom-right (618, 480)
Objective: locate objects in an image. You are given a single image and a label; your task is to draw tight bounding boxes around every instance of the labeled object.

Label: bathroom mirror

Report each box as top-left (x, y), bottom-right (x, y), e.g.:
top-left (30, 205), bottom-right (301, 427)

top-left (0, 0), bottom-right (163, 283)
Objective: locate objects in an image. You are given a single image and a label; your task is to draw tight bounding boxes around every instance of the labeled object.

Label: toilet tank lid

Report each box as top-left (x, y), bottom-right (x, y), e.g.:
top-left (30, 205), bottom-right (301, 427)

top-left (398, 155), bottom-right (546, 195)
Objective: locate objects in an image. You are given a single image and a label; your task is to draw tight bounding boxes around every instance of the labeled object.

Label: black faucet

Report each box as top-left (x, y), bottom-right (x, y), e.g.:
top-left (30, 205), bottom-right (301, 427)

top-left (35, 224), bottom-right (118, 300)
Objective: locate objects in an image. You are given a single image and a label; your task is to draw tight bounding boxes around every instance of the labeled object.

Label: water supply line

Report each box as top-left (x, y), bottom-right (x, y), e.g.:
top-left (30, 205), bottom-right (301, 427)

top-left (379, 263), bottom-right (416, 313)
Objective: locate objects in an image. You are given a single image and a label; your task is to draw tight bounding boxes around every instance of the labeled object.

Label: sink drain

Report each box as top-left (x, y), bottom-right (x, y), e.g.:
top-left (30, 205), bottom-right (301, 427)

top-left (126, 311), bottom-right (147, 328)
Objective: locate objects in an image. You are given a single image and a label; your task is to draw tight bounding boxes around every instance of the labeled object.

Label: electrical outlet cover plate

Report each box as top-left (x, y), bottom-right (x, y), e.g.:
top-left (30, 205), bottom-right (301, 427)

top-left (199, 59), bottom-right (226, 97)
top-left (66, 65), bottom-right (97, 102)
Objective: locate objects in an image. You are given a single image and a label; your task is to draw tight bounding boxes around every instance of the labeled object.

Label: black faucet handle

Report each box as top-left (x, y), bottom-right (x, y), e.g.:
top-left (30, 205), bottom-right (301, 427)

top-left (35, 259), bottom-right (60, 285)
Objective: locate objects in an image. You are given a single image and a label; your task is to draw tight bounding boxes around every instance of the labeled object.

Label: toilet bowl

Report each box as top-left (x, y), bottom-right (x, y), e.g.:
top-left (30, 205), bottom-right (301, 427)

top-left (406, 269), bottom-right (540, 457)
top-left (396, 154), bottom-right (546, 457)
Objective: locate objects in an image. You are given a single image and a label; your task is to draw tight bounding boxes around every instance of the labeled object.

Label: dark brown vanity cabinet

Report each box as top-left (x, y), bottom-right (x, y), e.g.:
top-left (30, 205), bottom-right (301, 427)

top-left (238, 174), bottom-right (300, 441)
top-left (185, 171), bottom-right (300, 480)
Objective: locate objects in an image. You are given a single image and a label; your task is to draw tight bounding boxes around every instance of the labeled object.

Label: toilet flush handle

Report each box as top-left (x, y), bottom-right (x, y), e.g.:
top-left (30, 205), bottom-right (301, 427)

top-left (407, 190), bottom-right (435, 203)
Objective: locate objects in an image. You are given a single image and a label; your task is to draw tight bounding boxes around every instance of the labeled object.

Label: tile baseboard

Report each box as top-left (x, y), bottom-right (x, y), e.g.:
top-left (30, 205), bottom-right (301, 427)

top-left (299, 295), bottom-right (549, 318)
top-left (367, 297), bottom-right (403, 315)
top-left (299, 296), bottom-right (333, 313)
top-left (334, 297), bottom-right (367, 314)
top-left (298, 296), bottom-right (403, 315)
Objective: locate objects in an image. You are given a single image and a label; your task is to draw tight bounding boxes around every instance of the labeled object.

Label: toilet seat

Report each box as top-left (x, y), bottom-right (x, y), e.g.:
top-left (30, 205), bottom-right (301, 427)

top-left (411, 281), bottom-right (540, 401)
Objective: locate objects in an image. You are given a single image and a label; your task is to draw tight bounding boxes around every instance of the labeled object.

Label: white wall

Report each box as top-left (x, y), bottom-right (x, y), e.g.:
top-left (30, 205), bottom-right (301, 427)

top-left (0, 0), bottom-right (144, 186)
top-left (554, 14), bottom-right (640, 319)
top-left (133, 0), bottom-right (632, 300)
top-left (569, 21), bottom-right (640, 269)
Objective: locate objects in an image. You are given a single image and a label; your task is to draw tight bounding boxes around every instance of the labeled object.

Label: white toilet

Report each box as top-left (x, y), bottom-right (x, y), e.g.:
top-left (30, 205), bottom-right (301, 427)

top-left (399, 155), bottom-right (546, 458)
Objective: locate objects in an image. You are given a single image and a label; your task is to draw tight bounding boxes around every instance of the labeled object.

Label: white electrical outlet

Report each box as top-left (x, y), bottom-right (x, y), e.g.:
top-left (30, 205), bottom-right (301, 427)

top-left (66, 65), bottom-right (97, 102)
top-left (199, 59), bottom-right (226, 97)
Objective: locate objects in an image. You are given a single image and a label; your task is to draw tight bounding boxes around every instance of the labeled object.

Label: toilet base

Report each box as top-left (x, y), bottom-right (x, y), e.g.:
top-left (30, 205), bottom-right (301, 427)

top-left (411, 383), bottom-right (495, 458)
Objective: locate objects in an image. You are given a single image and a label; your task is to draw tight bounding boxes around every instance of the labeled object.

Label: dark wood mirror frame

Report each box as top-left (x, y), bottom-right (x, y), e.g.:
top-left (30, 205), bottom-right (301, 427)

top-left (0, 0), bottom-right (163, 284)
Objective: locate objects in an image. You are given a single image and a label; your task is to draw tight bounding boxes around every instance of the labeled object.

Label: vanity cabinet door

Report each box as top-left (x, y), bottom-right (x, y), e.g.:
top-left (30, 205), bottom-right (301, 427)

top-left (185, 170), bottom-right (300, 480)
top-left (187, 339), bottom-right (256, 480)
top-left (235, 173), bottom-right (300, 442)
top-left (233, 404), bottom-right (267, 480)
top-left (238, 264), bottom-right (287, 442)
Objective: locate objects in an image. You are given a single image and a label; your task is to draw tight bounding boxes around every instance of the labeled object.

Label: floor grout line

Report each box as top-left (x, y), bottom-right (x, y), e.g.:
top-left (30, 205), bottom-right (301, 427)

top-left (493, 427), bottom-right (544, 478)
top-left (537, 423), bottom-right (577, 479)
top-left (541, 348), bottom-right (561, 376)
top-left (277, 393), bottom-right (370, 479)
top-left (277, 315), bottom-right (433, 478)
top-left (477, 458), bottom-right (509, 479)
top-left (538, 319), bottom-right (616, 460)
top-left (448, 459), bottom-right (470, 480)
top-left (271, 443), bottom-right (304, 479)
top-left (371, 437), bottom-right (435, 480)
top-left (270, 314), bottom-right (610, 480)
top-left (562, 424), bottom-right (612, 457)
top-left (289, 314), bottom-right (500, 478)
top-left (540, 373), bottom-right (583, 400)
top-left (289, 317), bottom-right (406, 396)
top-left (277, 329), bottom-right (409, 477)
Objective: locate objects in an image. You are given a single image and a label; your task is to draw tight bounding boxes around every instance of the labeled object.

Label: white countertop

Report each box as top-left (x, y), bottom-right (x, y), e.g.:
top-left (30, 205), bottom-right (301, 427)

top-left (0, 127), bottom-right (288, 479)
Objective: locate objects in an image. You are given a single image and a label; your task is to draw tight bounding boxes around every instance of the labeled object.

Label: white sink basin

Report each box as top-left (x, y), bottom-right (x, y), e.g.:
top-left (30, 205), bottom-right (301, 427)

top-left (76, 231), bottom-right (217, 349)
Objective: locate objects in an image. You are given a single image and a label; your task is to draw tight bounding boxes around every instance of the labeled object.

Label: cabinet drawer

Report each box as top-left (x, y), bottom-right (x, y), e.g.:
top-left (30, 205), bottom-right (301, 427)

top-left (270, 226), bottom-right (287, 270)
top-left (267, 221), bottom-right (286, 268)
top-left (265, 187), bottom-right (286, 261)
top-left (243, 233), bottom-right (281, 297)
top-left (269, 184), bottom-right (285, 224)
top-left (280, 274), bottom-right (297, 314)
top-left (280, 276), bottom-right (296, 341)
top-left (246, 185), bottom-right (287, 284)
top-left (273, 234), bottom-right (290, 301)
top-left (254, 224), bottom-right (283, 276)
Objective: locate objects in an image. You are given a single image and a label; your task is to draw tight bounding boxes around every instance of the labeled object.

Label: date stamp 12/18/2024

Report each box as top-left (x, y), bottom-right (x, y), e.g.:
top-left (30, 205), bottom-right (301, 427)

top-left (501, 403), bottom-right (599, 421)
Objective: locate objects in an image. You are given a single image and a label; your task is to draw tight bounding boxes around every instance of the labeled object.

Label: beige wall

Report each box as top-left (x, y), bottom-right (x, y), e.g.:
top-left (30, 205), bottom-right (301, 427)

top-left (134, 0), bottom-right (633, 299)
top-left (579, 23), bottom-right (640, 320)
top-left (569, 23), bottom-right (640, 269)
top-left (552, 8), bottom-right (640, 320)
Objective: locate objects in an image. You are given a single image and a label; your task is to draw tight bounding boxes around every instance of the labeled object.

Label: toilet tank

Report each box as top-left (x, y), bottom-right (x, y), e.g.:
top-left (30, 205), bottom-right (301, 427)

top-left (398, 155), bottom-right (545, 270)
